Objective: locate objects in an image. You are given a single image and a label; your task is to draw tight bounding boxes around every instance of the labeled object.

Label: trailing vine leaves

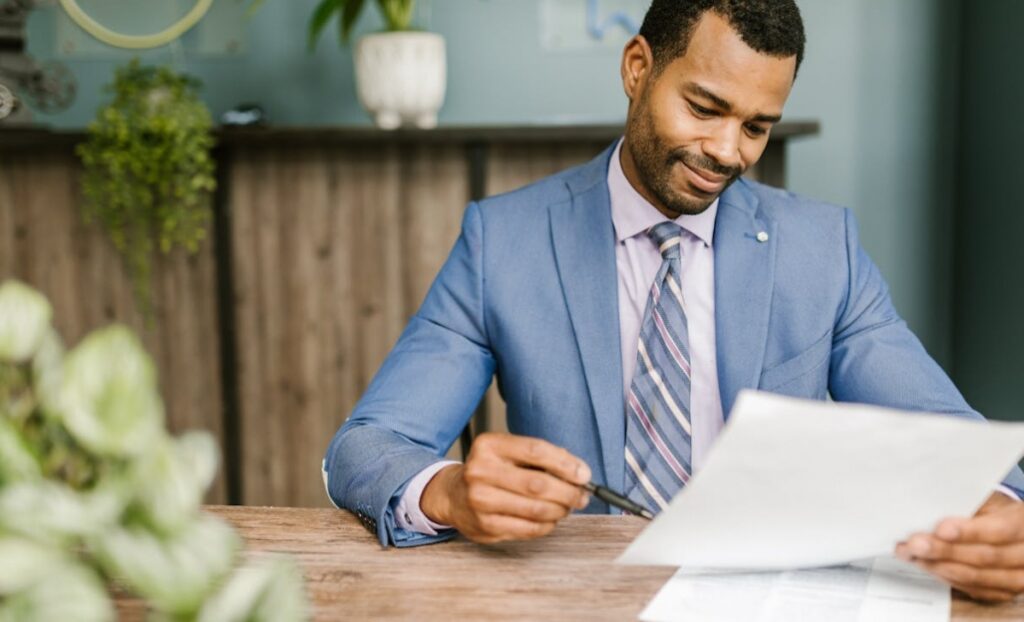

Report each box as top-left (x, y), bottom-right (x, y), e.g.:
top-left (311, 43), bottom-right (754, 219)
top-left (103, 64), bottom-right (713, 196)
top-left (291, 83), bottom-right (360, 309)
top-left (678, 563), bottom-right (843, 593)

top-left (77, 60), bottom-right (215, 321)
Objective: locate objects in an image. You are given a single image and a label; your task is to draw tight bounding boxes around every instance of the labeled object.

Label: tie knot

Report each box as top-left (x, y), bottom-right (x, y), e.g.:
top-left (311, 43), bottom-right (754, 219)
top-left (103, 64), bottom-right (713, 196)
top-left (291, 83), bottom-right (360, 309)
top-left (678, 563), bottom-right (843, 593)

top-left (647, 222), bottom-right (682, 260)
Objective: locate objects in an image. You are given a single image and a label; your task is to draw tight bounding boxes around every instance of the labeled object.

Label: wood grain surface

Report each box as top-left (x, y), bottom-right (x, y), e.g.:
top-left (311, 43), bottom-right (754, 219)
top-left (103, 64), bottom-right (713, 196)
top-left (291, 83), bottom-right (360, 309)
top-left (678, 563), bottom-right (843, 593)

top-left (116, 506), bottom-right (1024, 621)
top-left (227, 143), bottom-right (471, 506)
top-left (0, 151), bottom-right (227, 503)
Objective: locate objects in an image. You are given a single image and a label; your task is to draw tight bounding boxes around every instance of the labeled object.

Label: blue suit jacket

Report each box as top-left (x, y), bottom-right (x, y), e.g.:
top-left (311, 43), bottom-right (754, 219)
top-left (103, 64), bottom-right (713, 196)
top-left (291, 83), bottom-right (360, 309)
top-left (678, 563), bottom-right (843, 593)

top-left (324, 144), bottom-right (1024, 547)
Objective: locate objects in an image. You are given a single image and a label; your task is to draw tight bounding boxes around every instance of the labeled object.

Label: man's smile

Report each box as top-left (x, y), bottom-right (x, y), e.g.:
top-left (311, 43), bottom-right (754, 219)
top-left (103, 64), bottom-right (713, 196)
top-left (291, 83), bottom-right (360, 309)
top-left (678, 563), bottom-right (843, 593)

top-left (680, 160), bottom-right (728, 194)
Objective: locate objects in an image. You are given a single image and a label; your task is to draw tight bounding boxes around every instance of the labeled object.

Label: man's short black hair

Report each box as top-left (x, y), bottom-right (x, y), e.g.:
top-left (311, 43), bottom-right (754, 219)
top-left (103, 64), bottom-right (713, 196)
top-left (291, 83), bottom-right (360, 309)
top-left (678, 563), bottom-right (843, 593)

top-left (639, 0), bottom-right (806, 74)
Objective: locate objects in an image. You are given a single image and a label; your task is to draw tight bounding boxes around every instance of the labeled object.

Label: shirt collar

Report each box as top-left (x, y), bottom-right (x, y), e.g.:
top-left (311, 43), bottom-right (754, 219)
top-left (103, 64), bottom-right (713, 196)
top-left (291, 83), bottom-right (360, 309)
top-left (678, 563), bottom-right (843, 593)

top-left (607, 137), bottom-right (718, 247)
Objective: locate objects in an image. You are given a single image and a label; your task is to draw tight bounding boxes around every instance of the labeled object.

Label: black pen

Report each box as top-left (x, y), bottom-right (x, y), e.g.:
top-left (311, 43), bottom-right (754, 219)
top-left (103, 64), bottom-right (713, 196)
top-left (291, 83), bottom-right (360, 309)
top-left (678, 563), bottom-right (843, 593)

top-left (581, 482), bottom-right (655, 520)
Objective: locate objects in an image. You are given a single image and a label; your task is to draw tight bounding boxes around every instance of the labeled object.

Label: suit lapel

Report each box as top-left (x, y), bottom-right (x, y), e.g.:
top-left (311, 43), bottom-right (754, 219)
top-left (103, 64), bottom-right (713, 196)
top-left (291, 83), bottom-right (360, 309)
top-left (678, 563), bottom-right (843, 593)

top-left (549, 146), bottom-right (625, 491)
top-left (714, 180), bottom-right (777, 419)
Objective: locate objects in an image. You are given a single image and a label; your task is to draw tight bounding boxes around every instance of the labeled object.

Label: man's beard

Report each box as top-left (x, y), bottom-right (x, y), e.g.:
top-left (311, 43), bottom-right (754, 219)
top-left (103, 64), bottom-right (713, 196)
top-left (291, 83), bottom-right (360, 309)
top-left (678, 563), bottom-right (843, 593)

top-left (626, 97), bottom-right (743, 217)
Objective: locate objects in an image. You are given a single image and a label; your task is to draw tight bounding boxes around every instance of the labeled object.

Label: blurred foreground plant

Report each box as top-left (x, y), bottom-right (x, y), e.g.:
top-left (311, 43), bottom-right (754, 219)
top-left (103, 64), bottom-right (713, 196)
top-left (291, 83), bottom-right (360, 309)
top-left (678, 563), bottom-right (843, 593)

top-left (0, 280), bottom-right (307, 621)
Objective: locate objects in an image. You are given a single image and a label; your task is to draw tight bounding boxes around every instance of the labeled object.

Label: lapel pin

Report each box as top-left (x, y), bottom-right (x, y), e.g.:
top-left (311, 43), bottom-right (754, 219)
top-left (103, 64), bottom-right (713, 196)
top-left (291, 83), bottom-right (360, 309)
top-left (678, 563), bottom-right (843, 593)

top-left (756, 231), bottom-right (769, 243)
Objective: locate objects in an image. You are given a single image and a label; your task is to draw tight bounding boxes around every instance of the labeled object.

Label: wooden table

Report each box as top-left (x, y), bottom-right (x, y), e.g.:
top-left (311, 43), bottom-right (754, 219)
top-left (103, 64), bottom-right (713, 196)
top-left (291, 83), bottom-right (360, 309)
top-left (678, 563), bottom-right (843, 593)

top-left (122, 506), bottom-right (1024, 620)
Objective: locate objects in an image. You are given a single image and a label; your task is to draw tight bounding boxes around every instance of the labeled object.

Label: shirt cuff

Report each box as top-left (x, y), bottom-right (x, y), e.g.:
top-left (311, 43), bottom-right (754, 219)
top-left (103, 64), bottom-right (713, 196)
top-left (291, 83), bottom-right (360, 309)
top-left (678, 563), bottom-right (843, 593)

top-left (995, 484), bottom-right (1022, 501)
top-left (393, 460), bottom-right (461, 535)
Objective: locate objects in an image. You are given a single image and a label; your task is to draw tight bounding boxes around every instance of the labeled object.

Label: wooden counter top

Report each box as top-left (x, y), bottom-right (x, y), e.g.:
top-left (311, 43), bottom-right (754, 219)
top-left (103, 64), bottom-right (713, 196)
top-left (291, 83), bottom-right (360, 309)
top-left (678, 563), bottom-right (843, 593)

top-left (116, 505), bottom-right (1024, 621)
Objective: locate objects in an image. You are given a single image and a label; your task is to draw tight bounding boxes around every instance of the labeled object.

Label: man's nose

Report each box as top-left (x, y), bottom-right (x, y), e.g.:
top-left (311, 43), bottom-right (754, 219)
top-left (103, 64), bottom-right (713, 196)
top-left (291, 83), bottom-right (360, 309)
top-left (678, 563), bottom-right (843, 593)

top-left (701, 122), bottom-right (743, 172)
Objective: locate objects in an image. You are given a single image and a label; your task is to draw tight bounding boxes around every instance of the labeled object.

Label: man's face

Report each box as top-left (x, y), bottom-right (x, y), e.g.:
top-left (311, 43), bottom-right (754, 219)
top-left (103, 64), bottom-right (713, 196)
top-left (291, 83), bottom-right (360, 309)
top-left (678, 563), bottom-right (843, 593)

top-left (621, 12), bottom-right (797, 216)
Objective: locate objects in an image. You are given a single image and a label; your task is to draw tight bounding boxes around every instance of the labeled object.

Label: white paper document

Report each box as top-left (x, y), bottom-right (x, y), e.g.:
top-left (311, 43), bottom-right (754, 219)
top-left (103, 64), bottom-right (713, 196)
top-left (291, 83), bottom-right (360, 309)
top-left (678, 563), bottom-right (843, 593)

top-left (618, 390), bottom-right (1024, 569)
top-left (640, 556), bottom-right (950, 622)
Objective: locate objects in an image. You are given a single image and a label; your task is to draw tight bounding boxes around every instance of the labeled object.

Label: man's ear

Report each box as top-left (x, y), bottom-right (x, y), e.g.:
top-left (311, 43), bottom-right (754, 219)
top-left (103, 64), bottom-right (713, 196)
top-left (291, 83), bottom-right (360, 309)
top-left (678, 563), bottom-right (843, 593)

top-left (621, 35), bottom-right (654, 103)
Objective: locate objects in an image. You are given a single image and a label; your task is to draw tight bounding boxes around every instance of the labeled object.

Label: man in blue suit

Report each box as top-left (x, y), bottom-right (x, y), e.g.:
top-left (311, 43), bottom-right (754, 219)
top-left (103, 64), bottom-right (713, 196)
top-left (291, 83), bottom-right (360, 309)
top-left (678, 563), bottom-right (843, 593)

top-left (325, 0), bottom-right (1024, 602)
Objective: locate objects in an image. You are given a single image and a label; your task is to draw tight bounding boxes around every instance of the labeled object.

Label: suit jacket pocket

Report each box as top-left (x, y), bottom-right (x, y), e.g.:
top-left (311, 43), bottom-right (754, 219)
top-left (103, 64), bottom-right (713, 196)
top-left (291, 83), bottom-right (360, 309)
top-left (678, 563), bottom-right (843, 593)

top-left (759, 330), bottom-right (832, 397)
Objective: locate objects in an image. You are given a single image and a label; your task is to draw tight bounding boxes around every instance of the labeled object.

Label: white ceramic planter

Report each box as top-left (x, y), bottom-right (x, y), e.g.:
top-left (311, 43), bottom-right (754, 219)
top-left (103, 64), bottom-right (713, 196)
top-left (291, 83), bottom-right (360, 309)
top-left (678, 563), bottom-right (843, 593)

top-left (354, 31), bottom-right (447, 130)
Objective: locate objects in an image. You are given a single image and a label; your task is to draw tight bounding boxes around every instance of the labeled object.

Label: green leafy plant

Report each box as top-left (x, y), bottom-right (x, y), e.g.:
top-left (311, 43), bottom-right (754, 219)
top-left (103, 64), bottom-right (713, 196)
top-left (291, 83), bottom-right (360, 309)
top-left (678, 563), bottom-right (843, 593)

top-left (307, 0), bottom-right (417, 49)
top-left (0, 280), bottom-right (308, 621)
top-left (77, 60), bottom-right (216, 319)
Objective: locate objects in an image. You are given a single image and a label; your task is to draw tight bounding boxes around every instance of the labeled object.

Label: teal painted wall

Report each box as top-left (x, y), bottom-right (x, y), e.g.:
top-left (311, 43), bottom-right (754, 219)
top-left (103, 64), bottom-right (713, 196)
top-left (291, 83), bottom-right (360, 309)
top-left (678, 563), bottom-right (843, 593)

top-left (783, 0), bottom-right (961, 369)
top-left (26, 0), bottom-right (643, 128)
top-left (22, 0), bottom-right (963, 373)
top-left (953, 0), bottom-right (1024, 423)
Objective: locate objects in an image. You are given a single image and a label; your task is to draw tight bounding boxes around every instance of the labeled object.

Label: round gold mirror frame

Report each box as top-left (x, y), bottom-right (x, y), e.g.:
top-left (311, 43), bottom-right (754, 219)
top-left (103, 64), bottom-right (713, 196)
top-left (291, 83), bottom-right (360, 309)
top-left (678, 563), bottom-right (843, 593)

top-left (58, 0), bottom-right (213, 49)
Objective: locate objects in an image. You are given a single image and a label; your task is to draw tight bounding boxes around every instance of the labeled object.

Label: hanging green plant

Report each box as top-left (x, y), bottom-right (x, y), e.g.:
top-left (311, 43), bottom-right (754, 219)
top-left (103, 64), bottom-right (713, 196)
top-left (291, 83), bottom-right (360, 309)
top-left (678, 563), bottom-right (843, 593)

top-left (77, 59), bottom-right (215, 319)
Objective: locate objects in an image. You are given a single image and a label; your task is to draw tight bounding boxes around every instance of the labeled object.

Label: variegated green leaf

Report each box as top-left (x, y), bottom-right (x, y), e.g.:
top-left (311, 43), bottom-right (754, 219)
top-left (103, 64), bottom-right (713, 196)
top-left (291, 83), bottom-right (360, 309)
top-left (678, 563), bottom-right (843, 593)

top-left (58, 325), bottom-right (163, 457)
top-left (197, 556), bottom-right (308, 622)
top-left (92, 514), bottom-right (239, 616)
top-left (0, 281), bottom-right (52, 364)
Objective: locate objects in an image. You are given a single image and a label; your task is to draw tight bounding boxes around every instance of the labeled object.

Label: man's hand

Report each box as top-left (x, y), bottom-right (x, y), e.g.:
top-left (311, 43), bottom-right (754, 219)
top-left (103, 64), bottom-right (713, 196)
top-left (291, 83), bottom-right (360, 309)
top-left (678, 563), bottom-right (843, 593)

top-left (896, 493), bottom-right (1024, 603)
top-left (420, 433), bottom-right (592, 544)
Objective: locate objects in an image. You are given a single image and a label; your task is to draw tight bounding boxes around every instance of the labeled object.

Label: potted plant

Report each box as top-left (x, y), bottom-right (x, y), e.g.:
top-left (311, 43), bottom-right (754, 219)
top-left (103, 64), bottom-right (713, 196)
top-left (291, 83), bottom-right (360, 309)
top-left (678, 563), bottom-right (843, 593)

top-left (76, 60), bottom-right (216, 319)
top-left (308, 0), bottom-right (446, 130)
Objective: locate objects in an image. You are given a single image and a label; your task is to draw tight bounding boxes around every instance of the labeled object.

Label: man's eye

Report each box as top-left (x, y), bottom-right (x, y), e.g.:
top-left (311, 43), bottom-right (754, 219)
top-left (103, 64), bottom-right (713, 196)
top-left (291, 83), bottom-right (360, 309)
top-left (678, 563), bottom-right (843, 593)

top-left (745, 123), bottom-right (768, 137)
top-left (689, 103), bottom-right (715, 117)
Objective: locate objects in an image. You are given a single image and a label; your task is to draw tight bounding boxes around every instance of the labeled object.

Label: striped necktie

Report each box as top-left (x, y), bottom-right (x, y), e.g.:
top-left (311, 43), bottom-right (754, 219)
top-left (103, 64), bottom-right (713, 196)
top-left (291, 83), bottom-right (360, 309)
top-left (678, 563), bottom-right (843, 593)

top-left (624, 221), bottom-right (693, 513)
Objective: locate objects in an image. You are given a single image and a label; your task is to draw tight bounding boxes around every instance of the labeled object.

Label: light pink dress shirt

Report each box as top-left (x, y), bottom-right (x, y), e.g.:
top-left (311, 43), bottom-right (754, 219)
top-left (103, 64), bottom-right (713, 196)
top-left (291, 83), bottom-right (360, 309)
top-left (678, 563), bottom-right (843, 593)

top-left (394, 139), bottom-right (726, 534)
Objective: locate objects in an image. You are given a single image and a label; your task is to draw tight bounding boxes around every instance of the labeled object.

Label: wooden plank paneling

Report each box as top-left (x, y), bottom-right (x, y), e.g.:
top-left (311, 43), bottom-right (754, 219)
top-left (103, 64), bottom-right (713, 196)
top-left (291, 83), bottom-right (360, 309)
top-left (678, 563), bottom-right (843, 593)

top-left (234, 141), bottom-right (612, 506)
top-left (233, 147), bottom-right (314, 507)
top-left (0, 151), bottom-right (226, 503)
top-left (486, 142), bottom-right (612, 196)
top-left (400, 144), bottom-right (468, 316)
top-left (231, 144), bottom-right (471, 507)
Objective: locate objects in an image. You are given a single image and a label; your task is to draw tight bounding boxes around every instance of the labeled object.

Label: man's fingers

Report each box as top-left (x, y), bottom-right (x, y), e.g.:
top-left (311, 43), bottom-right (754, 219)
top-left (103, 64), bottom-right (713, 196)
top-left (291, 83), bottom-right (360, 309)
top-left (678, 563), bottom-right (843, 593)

top-left (466, 484), bottom-right (575, 522)
top-left (898, 534), bottom-right (1024, 567)
top-left (895, 500), bottom-right (1024, 602)
top-left (932, 505), bottom-right (1024, 545)
top-left (452, 434), bottom-right (593, 545)
top-left (474, 433), bottom-right (591, 485)
top-left (912, 559), bottom-right (1024, 596)
top-left (953, 586), bottom-right (1019, 604)
top-left (471, 461), bottom-right (587, 510)
top-left (469, 514), bottom-right (557, 543)
top-left (462, 454), bottom-right (587, 510)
